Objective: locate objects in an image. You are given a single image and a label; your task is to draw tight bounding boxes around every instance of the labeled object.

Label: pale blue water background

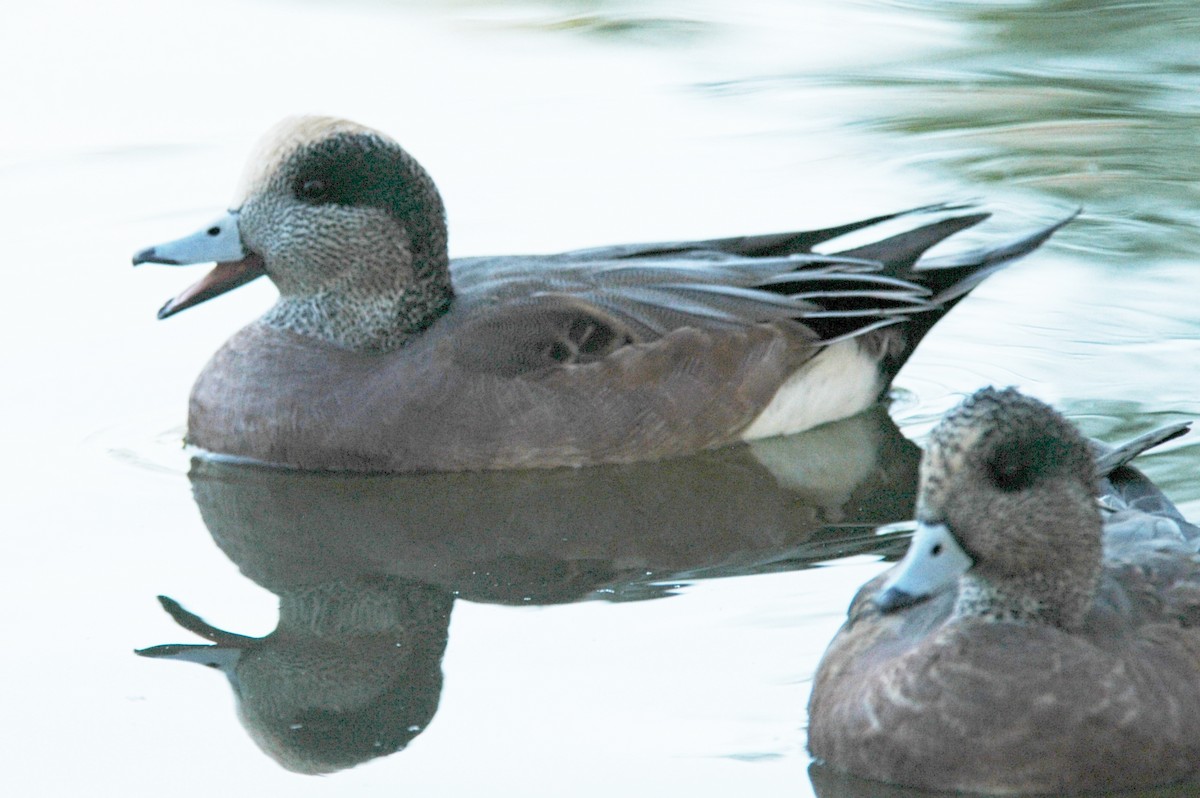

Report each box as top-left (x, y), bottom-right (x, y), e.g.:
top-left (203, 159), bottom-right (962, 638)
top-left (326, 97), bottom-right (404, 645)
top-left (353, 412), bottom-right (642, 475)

top-left (3, 1), bottom-right (1199, 795)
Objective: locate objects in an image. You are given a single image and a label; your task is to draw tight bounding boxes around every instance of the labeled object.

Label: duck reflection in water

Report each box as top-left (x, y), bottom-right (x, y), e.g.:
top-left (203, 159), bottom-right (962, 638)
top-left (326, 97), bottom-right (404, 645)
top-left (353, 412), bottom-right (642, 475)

top-left (137, 407), bottom-right (921, 773)
top-left (138, 581), bottom-right (450, 774)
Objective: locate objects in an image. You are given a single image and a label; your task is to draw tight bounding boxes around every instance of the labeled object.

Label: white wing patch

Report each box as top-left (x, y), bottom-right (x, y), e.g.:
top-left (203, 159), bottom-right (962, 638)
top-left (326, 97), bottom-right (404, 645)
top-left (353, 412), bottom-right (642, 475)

top-left (740, 339), bottom-right (883, 440)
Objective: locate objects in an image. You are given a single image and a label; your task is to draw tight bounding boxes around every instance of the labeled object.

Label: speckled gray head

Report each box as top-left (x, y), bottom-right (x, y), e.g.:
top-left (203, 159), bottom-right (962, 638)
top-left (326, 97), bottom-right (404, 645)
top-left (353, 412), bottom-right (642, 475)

top-left (877, 387), bottom-right (1102, 628)
top-left (230, 116), bottom-right (383, 207)
top-left (135, 115), bottom-right (453, 352)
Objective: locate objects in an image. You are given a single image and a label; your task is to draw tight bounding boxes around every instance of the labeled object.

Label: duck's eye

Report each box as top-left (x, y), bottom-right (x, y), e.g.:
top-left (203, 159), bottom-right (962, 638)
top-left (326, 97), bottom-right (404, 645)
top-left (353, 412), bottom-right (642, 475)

top-left (931, 543), bottom-right (943, 556)
top-left (298, 178), bottom-right (329, 201)
top-left (985, 434), bottom-right (1054, 492)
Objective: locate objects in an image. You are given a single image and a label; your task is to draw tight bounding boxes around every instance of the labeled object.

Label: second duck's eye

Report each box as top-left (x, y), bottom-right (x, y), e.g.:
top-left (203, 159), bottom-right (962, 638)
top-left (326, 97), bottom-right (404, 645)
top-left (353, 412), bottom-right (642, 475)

top-left (298, 178), bottom-right (329, 201)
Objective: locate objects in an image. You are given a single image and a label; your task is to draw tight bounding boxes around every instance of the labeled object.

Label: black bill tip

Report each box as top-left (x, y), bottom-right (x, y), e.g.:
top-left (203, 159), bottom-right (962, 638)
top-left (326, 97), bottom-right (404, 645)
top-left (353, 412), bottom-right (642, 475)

top-left (133, 247), bottom-right (184, 266)
top-left (873, 586), bottom-right (928, 614)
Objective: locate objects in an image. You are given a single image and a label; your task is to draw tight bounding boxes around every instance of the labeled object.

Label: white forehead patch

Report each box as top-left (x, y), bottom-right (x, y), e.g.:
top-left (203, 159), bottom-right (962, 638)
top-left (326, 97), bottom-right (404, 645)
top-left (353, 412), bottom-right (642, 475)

top-left (230, 115), bottom-right (385, 207)
top-left (925, 412), bottom-right (987, 470)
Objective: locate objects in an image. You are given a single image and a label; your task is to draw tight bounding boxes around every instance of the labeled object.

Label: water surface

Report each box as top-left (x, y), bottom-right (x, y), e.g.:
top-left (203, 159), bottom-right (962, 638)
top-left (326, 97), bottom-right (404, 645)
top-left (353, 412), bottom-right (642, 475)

top-left (4, 0), bottom-right (1199, 795)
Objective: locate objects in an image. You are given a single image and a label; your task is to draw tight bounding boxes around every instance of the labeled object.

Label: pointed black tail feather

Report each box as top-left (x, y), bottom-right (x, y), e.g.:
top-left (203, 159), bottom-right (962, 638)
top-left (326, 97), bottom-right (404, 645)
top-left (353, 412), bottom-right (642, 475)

top-left (701, 202), bottom-right (977, 258)
top-left (855, 209), bottom-right (1076, 383)
top-left (914, 209), bottom-right (1079, 305)
top-left (1092, 423), bottom-right (1190, 478)
top-left (833, 212), bottom-right (991, 272)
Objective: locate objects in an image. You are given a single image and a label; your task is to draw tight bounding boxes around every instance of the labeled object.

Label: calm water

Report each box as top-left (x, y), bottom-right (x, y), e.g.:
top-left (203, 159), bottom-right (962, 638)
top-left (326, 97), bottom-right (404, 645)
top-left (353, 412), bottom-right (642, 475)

top-left (4, 0), bottom-right (1200, 795)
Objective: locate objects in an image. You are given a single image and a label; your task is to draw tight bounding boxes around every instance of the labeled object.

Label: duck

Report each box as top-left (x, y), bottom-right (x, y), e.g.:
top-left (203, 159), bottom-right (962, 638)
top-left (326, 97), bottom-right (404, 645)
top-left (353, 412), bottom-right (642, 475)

top-left (807, 386), bottom-right (1200, 794)
top-left (134, 116), bottom-right (1069, 472)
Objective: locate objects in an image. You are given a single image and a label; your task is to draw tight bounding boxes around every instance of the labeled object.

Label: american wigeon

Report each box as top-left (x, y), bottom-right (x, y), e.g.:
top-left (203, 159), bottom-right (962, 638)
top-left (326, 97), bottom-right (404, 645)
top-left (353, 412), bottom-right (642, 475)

top-left (134, 116), bottom-right (1069, 471)
top-left (807, 387), bottom-right (1200, 794)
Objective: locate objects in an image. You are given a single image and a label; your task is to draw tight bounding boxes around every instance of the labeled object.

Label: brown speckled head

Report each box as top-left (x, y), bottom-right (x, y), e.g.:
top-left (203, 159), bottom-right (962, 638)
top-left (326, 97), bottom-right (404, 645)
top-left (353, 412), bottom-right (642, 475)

top-left (919, 387), bottom-right (1102, 628)
top-left (232, 116), bottom-right (453, 352)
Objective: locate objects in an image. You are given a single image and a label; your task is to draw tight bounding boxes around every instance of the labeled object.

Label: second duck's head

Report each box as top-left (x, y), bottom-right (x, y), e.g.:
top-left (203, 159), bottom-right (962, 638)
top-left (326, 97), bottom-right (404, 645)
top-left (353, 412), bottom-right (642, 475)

top-left (876, 387), bottom-right (1102, 629)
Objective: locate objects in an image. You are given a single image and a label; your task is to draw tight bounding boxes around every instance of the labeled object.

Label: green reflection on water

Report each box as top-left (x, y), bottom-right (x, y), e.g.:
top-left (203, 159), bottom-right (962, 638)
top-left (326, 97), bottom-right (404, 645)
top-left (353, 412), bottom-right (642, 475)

top-left (467, 0), bottom-right (1200, 258)
top-left (830, 0), bottom-right (1200, 258)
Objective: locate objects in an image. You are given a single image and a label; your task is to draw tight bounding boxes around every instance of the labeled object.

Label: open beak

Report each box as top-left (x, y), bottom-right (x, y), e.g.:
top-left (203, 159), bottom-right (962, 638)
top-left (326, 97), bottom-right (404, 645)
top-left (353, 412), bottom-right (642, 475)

top-left (133, 211), bottom-right (267, 319)
top-left (135, 642), bottom-right (245, 669)
top-left (134, 595), bottom-right (257, 669)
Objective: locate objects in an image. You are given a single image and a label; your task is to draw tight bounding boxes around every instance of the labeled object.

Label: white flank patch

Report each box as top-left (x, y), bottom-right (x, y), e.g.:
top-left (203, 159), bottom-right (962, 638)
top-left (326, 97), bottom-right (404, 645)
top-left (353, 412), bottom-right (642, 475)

top-left (740, 339), bottom-right (883, 440)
